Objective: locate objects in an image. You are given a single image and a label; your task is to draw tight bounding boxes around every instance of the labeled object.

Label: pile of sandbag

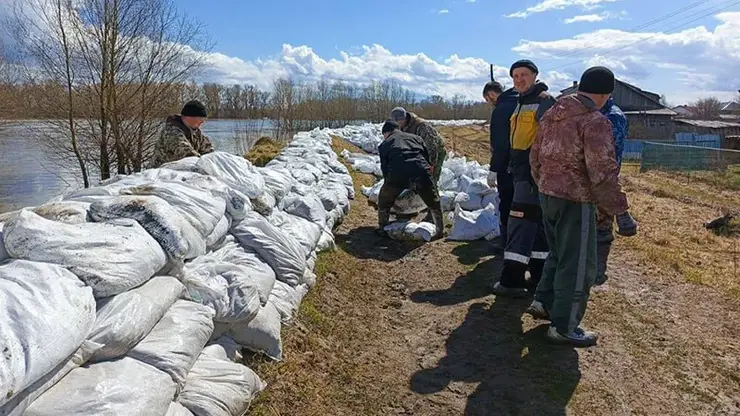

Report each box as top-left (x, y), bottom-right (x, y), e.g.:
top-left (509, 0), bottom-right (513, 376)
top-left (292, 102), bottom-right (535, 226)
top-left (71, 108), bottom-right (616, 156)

top-left (327, 122), bottom-right (501, 242)
top-left (0, 126), bottom-right (353, 415)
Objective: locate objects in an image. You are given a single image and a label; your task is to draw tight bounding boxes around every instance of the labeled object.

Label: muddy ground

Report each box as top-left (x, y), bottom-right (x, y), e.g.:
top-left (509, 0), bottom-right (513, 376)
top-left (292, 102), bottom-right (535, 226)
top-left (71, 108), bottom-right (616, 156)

top-left (249, 132), bottom-right (740, 416)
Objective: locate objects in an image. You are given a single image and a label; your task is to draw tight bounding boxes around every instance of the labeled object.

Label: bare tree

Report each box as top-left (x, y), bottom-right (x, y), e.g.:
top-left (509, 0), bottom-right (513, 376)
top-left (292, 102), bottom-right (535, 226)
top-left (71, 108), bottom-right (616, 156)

top-left (691, 97), bottom-right (723, 120)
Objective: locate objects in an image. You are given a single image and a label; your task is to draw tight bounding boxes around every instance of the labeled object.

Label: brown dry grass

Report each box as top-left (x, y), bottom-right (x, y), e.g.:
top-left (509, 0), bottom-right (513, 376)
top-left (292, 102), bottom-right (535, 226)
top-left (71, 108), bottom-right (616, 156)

top-left (244, 137), bottom-right (286, 167)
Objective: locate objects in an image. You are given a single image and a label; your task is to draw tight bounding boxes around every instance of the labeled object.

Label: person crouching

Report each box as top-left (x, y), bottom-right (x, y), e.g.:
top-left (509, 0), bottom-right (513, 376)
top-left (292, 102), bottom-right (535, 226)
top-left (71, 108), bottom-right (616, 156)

top-left (376, 120), bottom-right (445, 240)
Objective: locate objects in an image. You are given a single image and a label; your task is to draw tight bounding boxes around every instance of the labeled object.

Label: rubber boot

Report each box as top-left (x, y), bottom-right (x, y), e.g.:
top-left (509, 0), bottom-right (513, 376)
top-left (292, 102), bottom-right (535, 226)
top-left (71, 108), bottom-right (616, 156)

top-left (492, 261), bottom-right (529, 298)
top-left (377, 210), bottom-right (391, 237)
top-left (431, 209), bottom-right (445, 240)
top-left (595, 240), bottom-right (611, 285)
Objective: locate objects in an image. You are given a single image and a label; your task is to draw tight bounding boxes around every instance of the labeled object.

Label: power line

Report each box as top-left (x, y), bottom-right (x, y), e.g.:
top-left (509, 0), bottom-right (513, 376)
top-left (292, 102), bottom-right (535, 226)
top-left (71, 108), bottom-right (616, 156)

top-left (544, 0), bottom-right (740, 72)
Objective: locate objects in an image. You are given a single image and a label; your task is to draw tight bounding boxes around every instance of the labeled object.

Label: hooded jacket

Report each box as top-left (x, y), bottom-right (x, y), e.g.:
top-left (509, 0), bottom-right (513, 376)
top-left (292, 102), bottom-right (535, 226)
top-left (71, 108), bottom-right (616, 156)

top-left (600, 96), bottom-right (628, 167)
top-left (530, 94), bottom-right (629, 216)
top-left (378, 130), bottom-right (431, 184)
top-left (508, 82), bottom-right (555, 182)
top-left (151, 115), bottom-right (213, 168)
top-left (489, 88), bottom-right (519, 173)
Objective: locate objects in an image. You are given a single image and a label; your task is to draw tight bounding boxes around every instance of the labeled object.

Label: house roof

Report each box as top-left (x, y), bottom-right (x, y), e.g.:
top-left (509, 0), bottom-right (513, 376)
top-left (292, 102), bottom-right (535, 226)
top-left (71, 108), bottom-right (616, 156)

top-left (720, 101), bottom-right (740, 111)
top-left (674, 119), bottom-right (740, 129)
top-left (624, 108), bottom-right (678, 116)
top-left (560, 79), bottom-right (663, 107)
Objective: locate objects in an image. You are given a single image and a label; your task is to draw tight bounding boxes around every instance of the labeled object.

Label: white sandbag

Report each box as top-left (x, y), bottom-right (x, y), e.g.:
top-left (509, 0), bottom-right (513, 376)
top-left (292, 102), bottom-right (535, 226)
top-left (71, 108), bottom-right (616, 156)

top-left (267, 211), bottom-right (322, 259)
top-left (303, 267), bottom-right (317, 288)
top-left (290, 168), bottom-right (318, 185)
top-left (465, 178), bottom-right (491, 195)
top-left (206, 216), bottom-right (230, 249)
top-left (440, 191), bottom-right (459, 212)
top-left (178, 353), bottom-right (265, 416)
top-left (481, 190), bottom-right (500, 211)
top-left (0, 340), bottom-right (101, 416)
top-left (89, 195), bottom-right (205, 261)
top-left (454, 192), bottom-right (484, 212)
top-left (281, 193), bottom-right (327, 229)
top-left (30, 201), bottom-right (90, 224)
top-left (384, 221), bottom-right (436, 242)
top-left (447, 204), bottom-right (501, 242)
top-left (316, 229), bottom-right (336, 252)
top-left (393, 189), bottom-right (427, 215)
top-left (24, 357), bottom-right (176, 416)
top-left (158, 170), bottom-right (251, 221)
top-left (121, 181), bottom-right (226, 238)
top-left (208, 242), bottom-right (276, 305)
top-left (258, 167), bottom-right (295, 202)
top-left (316, 187), bottom-right (340, 212)
top-left (270, 281), bottom-right (309, 323)
top-left (0, 224), bottom-right (7, 262)
top-left (167, 402), bottom-right (195, 416)
top-left (228, 302), bottom-right (283, 361)
top-left (352, 159), bottom-right (380, 175)
top-left (326, 207), bottom-right (344, 231)
top-left (203, 335), bottom-right (243, 363)
top-left (128, 300), bottom-right (215, 387)
top-left (251, 191), bottom-right (276, 217)
top-left (438, 168), bottom-right (458, 192)
top-left (161, 157), bottom-right (204, 173)
top-left (196, 152), bottom-right (265, 199)
top-left (0, 260), bottom-right (96, 408)
top-left (88, 276), bottom-right (185, 362)
top-left (179, 258), bottom-right (262, 322)
top-left (232, 212), bottom-right (307, 287)
top-left (3, 210), bottom-right (167, 297)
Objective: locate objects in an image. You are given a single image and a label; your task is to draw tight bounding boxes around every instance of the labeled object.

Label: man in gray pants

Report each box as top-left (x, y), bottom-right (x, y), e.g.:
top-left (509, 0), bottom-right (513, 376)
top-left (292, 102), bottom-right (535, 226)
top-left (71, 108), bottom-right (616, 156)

top-left (527, 67), bottom-right (638, 347)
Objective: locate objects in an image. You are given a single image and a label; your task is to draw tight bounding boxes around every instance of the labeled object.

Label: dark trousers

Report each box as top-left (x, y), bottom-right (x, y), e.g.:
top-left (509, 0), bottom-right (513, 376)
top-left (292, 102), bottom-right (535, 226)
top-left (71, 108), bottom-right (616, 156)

top-left (596, 208), bottom-right (614, 284)
top-left (496, 171), bottom-right (514, 243)
top-left (536, 194), bottom-right (597, 334)
top-left (432, 148), bottom-right (447, 185)
top-left (500, 181), bottom-right (549, 289)
top-left (378, 172), bottom-right (441, 223)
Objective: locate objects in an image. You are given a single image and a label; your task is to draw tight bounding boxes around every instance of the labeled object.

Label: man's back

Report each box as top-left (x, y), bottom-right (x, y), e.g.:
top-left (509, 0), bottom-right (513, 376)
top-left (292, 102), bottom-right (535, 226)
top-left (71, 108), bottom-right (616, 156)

top-left (378, 130), bottom-right (430, 181)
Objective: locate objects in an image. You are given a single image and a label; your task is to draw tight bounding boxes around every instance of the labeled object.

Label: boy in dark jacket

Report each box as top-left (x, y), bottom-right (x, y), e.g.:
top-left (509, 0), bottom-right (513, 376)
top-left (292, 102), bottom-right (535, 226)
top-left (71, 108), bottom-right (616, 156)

top-left (527, 66), bottom-right (637, 347)
top-left (377, 120), bottom-right (444, 240)
top-left (483, 81), bottom-right (519, 246)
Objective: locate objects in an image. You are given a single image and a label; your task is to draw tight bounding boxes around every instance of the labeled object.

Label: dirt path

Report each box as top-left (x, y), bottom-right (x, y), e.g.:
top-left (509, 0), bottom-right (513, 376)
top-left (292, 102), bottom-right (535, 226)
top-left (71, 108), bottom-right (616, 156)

top-left (249, 139), bottom-right (740, 416)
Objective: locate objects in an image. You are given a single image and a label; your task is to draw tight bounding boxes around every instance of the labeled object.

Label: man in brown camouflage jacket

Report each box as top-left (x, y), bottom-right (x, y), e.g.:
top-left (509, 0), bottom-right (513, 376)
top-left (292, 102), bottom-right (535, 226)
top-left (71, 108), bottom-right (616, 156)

top-left (151, 100), bottom-right (214, 168)
top-left (526, 67), bottom-right (638, 348)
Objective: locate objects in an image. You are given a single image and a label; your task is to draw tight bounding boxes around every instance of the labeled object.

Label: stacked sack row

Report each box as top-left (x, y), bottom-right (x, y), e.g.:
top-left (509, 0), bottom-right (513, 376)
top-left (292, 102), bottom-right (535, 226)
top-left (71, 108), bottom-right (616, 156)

top-left (329, 123), bottom-right (501, 242)
top-left (0, 127), bottom-right (353, 416)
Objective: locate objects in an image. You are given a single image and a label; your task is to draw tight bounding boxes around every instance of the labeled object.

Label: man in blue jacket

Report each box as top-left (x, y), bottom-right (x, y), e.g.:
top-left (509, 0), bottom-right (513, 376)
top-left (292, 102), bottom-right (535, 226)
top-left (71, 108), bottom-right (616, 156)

top-left (483, 81), bottom-right (519, 247)
top-left (596, 96), bottom-right (628, 285)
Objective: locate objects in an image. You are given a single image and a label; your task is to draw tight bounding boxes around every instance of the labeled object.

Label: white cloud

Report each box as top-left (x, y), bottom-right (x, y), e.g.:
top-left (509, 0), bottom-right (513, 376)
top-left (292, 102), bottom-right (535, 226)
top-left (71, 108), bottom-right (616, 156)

top-left (505, 0), bottom-right (618, 19)
top-left (467, 0), bottom-right (477, 3)
top-left (438, 9), bottom-right (450, 14)
top-left (564, 11), bottom-right (626, 24)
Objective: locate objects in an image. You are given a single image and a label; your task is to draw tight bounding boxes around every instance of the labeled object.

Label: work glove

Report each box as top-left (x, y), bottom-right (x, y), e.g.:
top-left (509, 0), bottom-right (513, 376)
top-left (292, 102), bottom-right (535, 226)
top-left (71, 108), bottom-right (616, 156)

top-left (616, 211), bottom-right (638, 237)
top-left (487, 171), bottom-right (498, 188)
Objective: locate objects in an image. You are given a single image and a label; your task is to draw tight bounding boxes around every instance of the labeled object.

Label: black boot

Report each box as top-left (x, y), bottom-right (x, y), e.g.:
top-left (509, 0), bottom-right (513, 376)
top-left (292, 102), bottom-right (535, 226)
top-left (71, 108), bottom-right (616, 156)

top-left (527, 259), bottom-right (545, 294)
top-left (595, 240), bottom-right (612, 285)
top-left (492, 261), bottom-right (528, 298)
top-left (430, 209), bottom-right (445, 240)
top-left (377, 210), bottom-right (391, 237)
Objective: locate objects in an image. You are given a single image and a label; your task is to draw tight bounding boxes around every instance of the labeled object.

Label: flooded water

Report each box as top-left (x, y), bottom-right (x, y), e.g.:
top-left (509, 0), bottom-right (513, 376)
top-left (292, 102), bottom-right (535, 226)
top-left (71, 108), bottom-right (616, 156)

top-left (0, 119), bottom-right (275, 213)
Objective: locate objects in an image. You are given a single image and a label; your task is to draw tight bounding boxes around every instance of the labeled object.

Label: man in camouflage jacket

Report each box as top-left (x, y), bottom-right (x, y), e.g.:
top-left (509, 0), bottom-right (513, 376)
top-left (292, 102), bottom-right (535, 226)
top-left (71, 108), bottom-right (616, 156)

top-left (390, 107), bottom-right (447, 184)
top-left (527, 67), bottom-right (637, 347)
top-left (151, 100), bottom-right (214, 168)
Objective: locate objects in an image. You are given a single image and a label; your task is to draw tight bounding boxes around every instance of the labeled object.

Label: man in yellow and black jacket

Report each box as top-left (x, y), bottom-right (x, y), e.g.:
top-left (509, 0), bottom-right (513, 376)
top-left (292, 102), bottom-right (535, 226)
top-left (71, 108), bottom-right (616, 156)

top-left (492, 59), bottom-right (556, 298)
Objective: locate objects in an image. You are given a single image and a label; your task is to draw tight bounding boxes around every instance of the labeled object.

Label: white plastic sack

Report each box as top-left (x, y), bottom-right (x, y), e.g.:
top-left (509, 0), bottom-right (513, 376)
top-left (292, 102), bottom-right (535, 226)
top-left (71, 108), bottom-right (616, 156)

top-left (440, 191), bottom-right (459, 212)
top-left (88, 276), bottom-right (185, 362)
top-left (167, 402), bottom-right (195, 416)
top-left (267, 211), bottom-right (322, 259)
top-left (208, 242), bottom-right (277, 305)
top-left (30, 201), bottom-right (90, 224)
top-left (232, 212), bottom-right (307, 287)
top-left (178, 353), bottom-right (265, 416)
top-left (0, 224), bottom-right (7, 262)
top-left (384, 221), bottom-right (437, 242)
top-left (438, 168), bottom-right (458, 192)
top-left (228, 301), bottom-right (283, 361)
top-left (0, 341), bottom-right (101, 416)
top-left (258, 167), bottom-right (295, 202)
top-left (270, 281), bottom-right (309, 323)
top-left (0, 260), bottom-right (96, 408)
top-left (179, 258), bottom-right (262, 323)
top-left (447, 204), bottom-right (501, 241)
top-left (196, 152), bottom-right (265, 199)
top-left (281, 193), bottom-right (328, 229)
top-left (251, 191), bottom-right (276, 217)
top-left (121, 181), bottom-right (226, 238)
top-left (454, 192), bottom-right (484, 212)
top-left (89, 195), bottom-right (205, 261)
top-left (24, 357), bottom-right (176, 416)
top-left (316, 229), bottom-right (336, 252)
top-left (3, 210), bottom-right (167, 297)
top-left (316, 186), bottom-right (340, 212)
top-left (128, 300), bottom-right (215, 387)
top-left (203, 335), bottom-right (243, 363)
top-left (206, 216), bottom-right (230, 249)
top-left (326, 207), bottom-right (345, 231)
top-left (160, 156), bottom-right (205, 173)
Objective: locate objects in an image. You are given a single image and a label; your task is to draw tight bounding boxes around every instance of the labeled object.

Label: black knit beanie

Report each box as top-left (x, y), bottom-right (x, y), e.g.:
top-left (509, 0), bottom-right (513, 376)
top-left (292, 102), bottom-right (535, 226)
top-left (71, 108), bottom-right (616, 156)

top-left (382, 119), bottom-right (399, 134)
top-left (578, 67), bottom-right (615, 94)
top-left (181, 100), bottom-right (208, 118)
top-left (509, 60), bottom-right (538, 77)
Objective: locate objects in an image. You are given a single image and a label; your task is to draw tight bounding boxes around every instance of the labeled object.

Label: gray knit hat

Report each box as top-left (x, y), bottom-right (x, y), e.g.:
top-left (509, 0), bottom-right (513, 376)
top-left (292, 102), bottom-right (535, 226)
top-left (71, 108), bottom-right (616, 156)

top-left (389, 107), bottom-right (407, 122)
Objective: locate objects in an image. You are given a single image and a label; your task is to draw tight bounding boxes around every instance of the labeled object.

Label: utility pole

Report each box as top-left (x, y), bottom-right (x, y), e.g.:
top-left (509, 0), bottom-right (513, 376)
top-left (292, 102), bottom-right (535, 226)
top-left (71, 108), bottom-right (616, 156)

top-left (490, 64), bottom-right (494, 81)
